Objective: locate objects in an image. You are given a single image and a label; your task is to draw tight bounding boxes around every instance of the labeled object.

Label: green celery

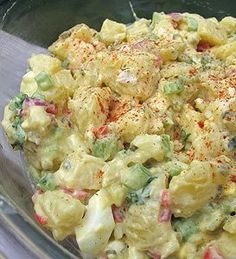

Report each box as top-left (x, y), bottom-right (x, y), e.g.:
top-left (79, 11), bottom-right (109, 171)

top-left (92, 136), bottom-right (120, 161)
top-left (187, 17), bottom-right (198, 31)
top-left (35, 72), bottom-right (53, 91)
top-left (174, 218), bottom-right (198, 241)
top-left (122, 164), bottom-right (151, 191)
top-left (162, 134), bottom-right (172, 159)
top-left (37, 173), bottom-right (57, 191)
top-left (163, 79), bottom-right (184, 95)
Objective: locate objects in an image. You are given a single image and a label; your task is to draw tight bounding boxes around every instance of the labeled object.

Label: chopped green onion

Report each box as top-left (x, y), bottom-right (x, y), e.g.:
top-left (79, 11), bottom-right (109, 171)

top-left (228, 136), bottom-right (236, 151)
top-left (37, 173), bottom-right (57, 191)
top-left (122, 164), bottom-right (151, 191)
top-left (92, 136), bottom-right (120, 161)
top-left (12, 116), bottom-right (21, 129)
top-left (126, 176), bottom-right (157, 205)
top-left (11, 115), bottom-right (26, 149)
top-left (127, 192), bottom-right (140, 204)
top-left (187, 17), bottom-right (198, 31)
top-left (163, 118), bottom-right (173, 129)
top-left (162, 134), bottom-right (172, 159)
top-left (15, 123), bottom-right (25, 147)
top-left (163, 79), bottom-right (184, 95)
top-left (163, 120), bottom-right (170, 128)
top-left (35, 72), bottom-right (54, 91)
top-left (8, 93), bottom-right (27, 149)
top-left (173, 218), bottom-right (198, 241)
top-left (180, 129), bottom-right (191, 150)
top-left (9, 93), bottom-right (27, 112)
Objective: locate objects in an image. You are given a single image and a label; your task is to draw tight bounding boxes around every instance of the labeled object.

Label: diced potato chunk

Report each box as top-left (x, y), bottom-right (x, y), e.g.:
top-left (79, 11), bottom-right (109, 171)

top-left (21, 106), bottom-right (51, 133)
top-left (211, 41), bottom-right (236, 60)
top-left (220, 16), bottom-right (236, 34)
top-left (20, 71), bottom-right (38, 96)
top-left (100, 19), bottom-right (127, 45)
top-left (34, 190), bottom-right (85, 240)
top-left (198, 19), bottom-right (227, 46)
top-left (29, 54), bottom-right (61, 74)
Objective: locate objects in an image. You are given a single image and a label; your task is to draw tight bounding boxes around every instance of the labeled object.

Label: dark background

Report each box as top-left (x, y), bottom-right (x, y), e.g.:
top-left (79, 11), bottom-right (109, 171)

top-left (0, 0), bottom-right (235, 47)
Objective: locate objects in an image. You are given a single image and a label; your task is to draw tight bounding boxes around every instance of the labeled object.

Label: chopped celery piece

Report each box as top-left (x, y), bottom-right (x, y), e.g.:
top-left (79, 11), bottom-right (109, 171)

top-left (173, 218), bottom-right (198, 241)
top-left (92, 136), bottom-right (120, 161)
top-left (221, 203), bottom-right (232, 215)
top-left (162, 134), bottom-right (172, 159)
top-left (178, 54), bottom-right (196, 64)
top-left (151, 12), bottom-right (163, 27)
top-left (61, 58), bottom-right (70, 69)
top-left (37, 173), bottom-right (57, 191)
top-left (54, 127), bottom-right (64, 139)
top-left (126, 176), bottom-right (156, 205)
top-left (170, 165), bottom-right (182, 177)
top-left (35, 72), bottom-right (53, 91)
top-left (201, 210), bottom-right (225, 231)
top-left (201, 54), bottom-right (212, 69)
top-left (122, 164), bottom-right (151, 191)
top-left (32, 92), bottom-right (46, 100)
top-left (163, 79), bottom-right (184, 95)
top-left (187, 17), bottom-right (198, 31)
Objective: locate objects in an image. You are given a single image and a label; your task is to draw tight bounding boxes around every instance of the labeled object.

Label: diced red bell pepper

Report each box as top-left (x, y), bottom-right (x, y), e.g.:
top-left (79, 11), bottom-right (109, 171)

top-left (147, 251), bottom-right (161, 259)
top-left (158, 208), bottom-right (172, 222)
top-left (63, 188), bottom-right (91, 201)
top-left (46, 103), bottom-right (58, 115)
top-left (93, 125), bottom-right (109, 139)
top-left (24, 98), bottom-right (47, 107)
top-left (112, 204), bottom-right (125, 223)
top-left (34, 213), bottom-right (47, 225)
top-left (62, 187), bottom-right (73, 195)
top-left (63, 107), bottom-right (72, 116)
top-left (99, 253), bottom-right (108, 259)
top-left (197, 41), bottom-right (211, 52)
top-left (154, 55), bottom-right (163, 68)
top-left (72, 189), bottom-right (91, 200)
top-left (203, 246), bottom-right (223, 259)
top-left (160, 189), bottom-right (171, 208)
top-left (198, 121), bottom-right (205, 129)
top-left (230, 174), bottom-right (236, 183)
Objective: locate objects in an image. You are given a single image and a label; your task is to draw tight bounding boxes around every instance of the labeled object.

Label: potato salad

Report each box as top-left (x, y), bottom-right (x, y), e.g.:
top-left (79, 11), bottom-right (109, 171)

top-left (2, 11), bottom-right (236, 259)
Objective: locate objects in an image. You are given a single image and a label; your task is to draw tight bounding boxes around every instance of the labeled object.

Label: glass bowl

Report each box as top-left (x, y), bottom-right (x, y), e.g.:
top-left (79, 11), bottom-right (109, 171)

top-left (0, 0), bottom-right (236, 257)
